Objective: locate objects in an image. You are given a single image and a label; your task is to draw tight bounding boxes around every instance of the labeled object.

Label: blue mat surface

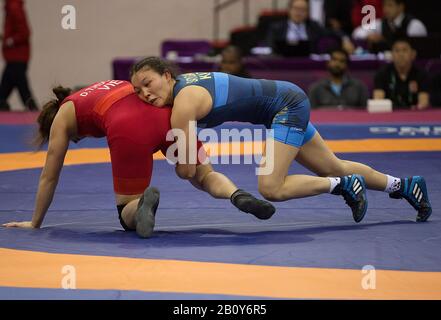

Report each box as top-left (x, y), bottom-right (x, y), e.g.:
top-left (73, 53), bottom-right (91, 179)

top-left (1, 152), bottom-right (439, 272)
top-left (1, 120), bottom-right (440, 299)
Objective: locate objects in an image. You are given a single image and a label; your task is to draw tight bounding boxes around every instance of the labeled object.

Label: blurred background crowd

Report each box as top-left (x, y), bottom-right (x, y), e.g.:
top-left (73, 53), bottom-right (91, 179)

top-left (1, 0), bottom-right (440, 112)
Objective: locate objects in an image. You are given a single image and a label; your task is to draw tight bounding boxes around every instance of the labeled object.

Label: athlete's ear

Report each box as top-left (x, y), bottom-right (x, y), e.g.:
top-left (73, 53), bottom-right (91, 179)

top-left (164, 71), bottom-right (172, 81)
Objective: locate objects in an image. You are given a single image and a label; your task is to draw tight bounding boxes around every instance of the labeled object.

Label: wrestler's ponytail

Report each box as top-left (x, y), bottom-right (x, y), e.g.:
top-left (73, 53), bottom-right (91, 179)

top-left (32, 86), bottom-right (72, 149)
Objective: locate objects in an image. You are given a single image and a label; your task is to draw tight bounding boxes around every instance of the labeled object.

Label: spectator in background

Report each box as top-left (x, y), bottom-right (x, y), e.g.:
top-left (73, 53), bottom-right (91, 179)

top-left (218, 45), bottom-right (251, 78)
top-left (430, 72), bottom-right (441, 107)
top-left (352, 0), bottom-right (427, 52)
top-left (266, 0), bottom-right (354, 55)
top-left (324, 0), bottom-right (355, 36)
top-left (309, 48), bottom-right (368, 109)
top-left (310, 0), bottom-right (355, 36)
top-left (373, 38), bottom-right (430, 110)
top-left (0, 0), bottom-right (37, 111)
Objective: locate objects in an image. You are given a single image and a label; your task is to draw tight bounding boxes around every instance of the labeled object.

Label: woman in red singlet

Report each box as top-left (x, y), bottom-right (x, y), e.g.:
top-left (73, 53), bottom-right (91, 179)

top-left (2, 80), bottom-right (275, 237)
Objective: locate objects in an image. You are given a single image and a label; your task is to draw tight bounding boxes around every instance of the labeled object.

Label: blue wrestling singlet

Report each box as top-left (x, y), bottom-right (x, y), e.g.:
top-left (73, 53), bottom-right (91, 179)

top-left (173, 72), bottom-right (317, 147)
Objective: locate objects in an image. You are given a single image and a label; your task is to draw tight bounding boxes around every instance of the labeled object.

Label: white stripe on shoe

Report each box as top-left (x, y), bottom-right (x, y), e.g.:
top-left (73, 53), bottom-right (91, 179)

top-left (418, 192), bottom-right (423, 203)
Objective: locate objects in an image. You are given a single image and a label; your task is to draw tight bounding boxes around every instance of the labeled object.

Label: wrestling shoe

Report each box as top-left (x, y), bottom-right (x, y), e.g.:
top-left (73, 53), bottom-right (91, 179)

top-left (135, 187), bottom-right (160, 238)
top-left (231, 189), bottom-right (276, 220)
top-left (389, 176), bottom-right (432, 222)
top-left (332, 174), bottom-right (368, 223)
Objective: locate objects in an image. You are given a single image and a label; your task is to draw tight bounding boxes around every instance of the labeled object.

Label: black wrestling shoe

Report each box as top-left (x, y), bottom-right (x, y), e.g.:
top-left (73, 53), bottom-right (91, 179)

top-left (230, 189), bottom-right (276, 220)
top-left (332, 174), bottom-right (368, 223)
top-left (389, 176), bottom-right (432, 222)
top-left (135, 187), bottom-right (160, 238)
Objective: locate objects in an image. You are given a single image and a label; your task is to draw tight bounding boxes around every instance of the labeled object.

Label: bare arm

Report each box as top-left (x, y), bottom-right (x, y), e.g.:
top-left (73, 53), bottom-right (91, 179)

top-left (3, 119), bottom-right (69, 228)
top-left (171, 96), bottom-right (198, 179)
top-left (33, 120), bottom-right (70, 227)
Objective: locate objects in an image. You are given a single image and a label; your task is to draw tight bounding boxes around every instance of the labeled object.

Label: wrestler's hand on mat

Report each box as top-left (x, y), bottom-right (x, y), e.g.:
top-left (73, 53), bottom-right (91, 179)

top-left (2, 221), bottom-right (36, 229)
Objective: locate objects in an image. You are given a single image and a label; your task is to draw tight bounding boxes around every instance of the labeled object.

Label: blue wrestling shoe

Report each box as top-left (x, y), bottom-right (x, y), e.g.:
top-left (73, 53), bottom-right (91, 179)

top-left (389, 176), bottom-right (432, 222)
top-left (135, 187), bottom-right (160, 238)
top-left (332, 174), bottom-right (368, 223)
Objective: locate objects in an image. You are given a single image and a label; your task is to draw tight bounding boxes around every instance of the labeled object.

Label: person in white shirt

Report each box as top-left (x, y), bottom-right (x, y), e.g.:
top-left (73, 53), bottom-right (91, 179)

top-left (352, 0), bottom-right (427, 51)
top-left (267, 0), bottom-right (354, 54)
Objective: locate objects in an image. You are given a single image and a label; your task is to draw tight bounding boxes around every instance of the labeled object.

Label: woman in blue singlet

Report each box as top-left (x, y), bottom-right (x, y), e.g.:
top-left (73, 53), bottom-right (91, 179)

top-left (130, 57), bottom-right (432, 223)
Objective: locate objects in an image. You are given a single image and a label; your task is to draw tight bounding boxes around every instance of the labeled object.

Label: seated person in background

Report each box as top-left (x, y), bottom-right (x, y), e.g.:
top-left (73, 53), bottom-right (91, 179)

top-left (373, 38), bottom-right (430, 110)
top-left (218, 45), bottom-right (250, 78)
top-left (352, 0), bottom-right (427, 52)
top-left (323, 0), bottom-right (355, 36)
top-left (309, 48), bottom-right (368, 109)
top-left (266, 0), bottom-right (354, 56)
top-left (430, 72), bottom-right (441, 107)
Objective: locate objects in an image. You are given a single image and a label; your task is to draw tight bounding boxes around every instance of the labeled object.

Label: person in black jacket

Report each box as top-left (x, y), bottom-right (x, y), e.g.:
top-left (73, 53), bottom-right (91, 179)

top-left (352, 0), bottom-right (427, 52)
top-left (266, 0), bottom-right (354, 56)
top-left (324, 0), bottom-right (354, 36)
top-left (373, 38), bottom-right (430, 109)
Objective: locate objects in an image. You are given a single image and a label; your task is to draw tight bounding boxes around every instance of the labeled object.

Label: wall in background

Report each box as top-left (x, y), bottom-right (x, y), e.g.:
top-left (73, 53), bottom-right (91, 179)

top-left (0, 0), bottom-right (284, 110)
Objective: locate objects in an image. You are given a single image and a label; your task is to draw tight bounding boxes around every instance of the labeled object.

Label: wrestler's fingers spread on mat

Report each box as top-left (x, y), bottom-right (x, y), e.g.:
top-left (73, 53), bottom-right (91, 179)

top-left (2, 221), bottom-right (19, 227)
top-left (2, 221), bottom-right (34, 228)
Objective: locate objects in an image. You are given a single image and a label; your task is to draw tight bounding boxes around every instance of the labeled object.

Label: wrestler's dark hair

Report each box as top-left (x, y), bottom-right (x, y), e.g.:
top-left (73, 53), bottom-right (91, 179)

top-left (33, 86), bottom-right (72, 149)
top-left (130, 56), bottom-right (179, 79)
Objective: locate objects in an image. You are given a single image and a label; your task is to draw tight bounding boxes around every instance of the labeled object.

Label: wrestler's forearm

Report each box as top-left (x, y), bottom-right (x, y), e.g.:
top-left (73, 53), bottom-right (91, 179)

top-left (32, 176), bottom-right (58, 228)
